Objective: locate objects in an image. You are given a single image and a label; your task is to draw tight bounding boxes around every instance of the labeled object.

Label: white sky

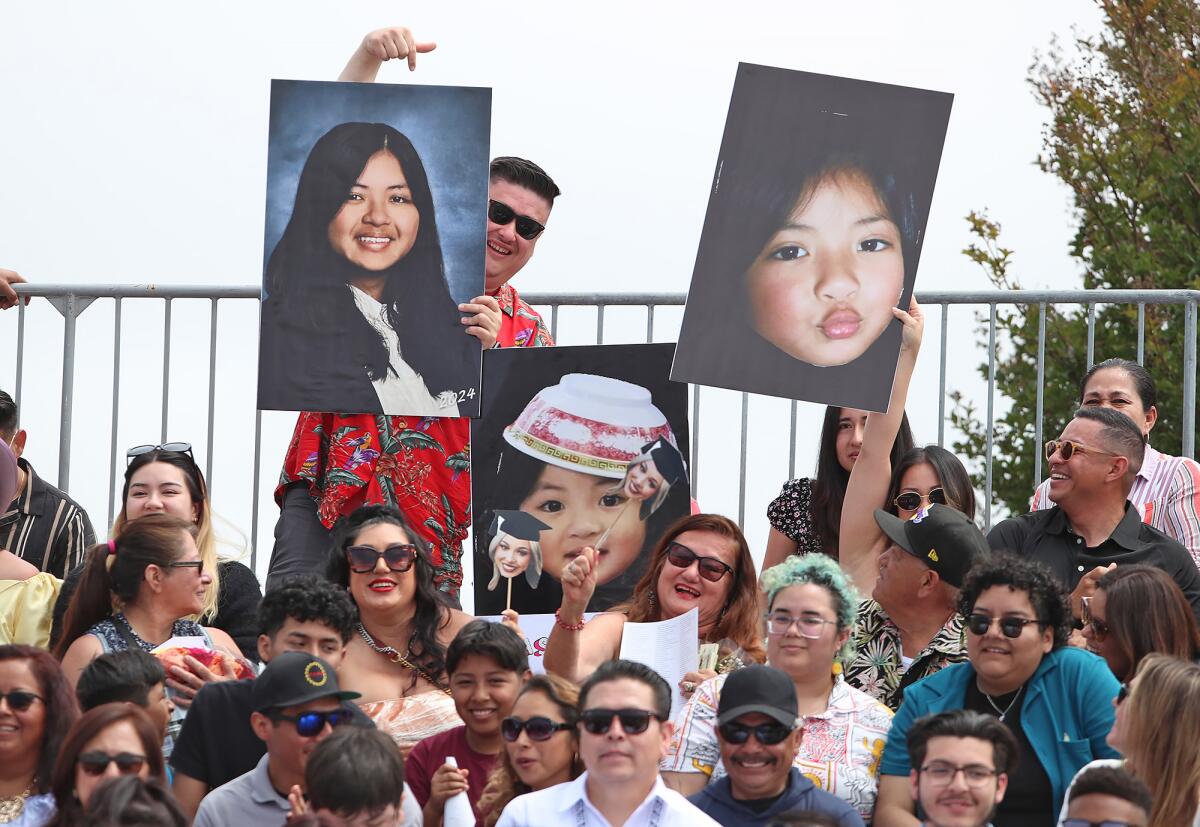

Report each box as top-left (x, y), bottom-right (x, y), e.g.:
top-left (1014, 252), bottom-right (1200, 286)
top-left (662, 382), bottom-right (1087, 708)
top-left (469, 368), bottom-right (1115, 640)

top-left (0, 1), bottom-right (1103, 601)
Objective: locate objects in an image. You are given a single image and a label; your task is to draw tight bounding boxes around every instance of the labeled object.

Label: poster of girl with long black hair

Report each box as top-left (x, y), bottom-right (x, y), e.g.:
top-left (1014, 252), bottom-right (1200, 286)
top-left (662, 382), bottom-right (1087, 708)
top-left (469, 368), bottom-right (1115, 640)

top-left (258, 79), bottom-right (489, 416)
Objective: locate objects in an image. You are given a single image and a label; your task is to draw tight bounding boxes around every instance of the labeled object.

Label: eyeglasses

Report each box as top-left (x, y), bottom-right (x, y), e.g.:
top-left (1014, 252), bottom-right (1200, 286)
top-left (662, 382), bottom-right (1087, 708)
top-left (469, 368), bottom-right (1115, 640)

top-left (919, 761), bottom-right (1000, 788)
top-left (1062, 820), bottom-right (1141, 827)
top-left (764, 611), bottom-right (838, 639)
top-left (501, 715), bottom-right (575, 742)
top-left (0, 690), bottom-right (42, 712)
top-left (717, 721), bottom-right (793, 746)
top-left (1045, 439), bottom-right (1120, 462)
top-left (127, 442), bottom-right (194, 466)
top-left (488, 199), bottom-right (546, 241)
top-left (164, 560), bottom-right (204, 576)
top-left (893, 488), bottom-right (948, 512)
top-left (1081, 596), bottom-right (1109, 641)
top-left (78, 751), bottom-right (147, 776)
top-left (267, 708), bottom-right (353, 737)
top-left (965, 613), bottom-right (1043, 639)
top-left (1117, 681), bottom-right (1130, 705)
top-left (665, 542), bottom-right (733, 582)
top-left (579, 708), bottom-right (663, 736)
top-left (346, 544), bottom-right (418, 574)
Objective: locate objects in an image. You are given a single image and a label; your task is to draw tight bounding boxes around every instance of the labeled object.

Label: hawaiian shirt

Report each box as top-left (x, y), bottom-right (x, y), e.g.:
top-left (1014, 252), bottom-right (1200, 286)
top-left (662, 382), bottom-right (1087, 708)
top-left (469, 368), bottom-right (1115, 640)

top-left (662, 671), bottom-right (892, 823)
top-left (275, 286), bottom-right (553, 597)
top-left (844, 599), bottom-right (968, 712)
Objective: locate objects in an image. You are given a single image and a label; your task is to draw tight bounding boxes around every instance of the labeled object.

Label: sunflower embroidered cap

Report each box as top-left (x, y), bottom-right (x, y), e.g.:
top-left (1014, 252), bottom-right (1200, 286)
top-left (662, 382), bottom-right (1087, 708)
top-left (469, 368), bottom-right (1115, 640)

top-left (252, 652), bottom-right (360, 712)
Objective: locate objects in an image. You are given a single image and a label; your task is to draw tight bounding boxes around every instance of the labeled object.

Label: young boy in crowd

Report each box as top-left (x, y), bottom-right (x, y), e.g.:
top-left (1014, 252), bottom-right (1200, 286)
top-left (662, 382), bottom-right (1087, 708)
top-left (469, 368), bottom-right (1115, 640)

top-left (301, 727), bottom-right (421, 826)
top-left (406, 620), bottom-right (531, 827)
top-left (76, 649), bottom-right (174, 742)
top-left (170, 575), bottom-right (362, 819)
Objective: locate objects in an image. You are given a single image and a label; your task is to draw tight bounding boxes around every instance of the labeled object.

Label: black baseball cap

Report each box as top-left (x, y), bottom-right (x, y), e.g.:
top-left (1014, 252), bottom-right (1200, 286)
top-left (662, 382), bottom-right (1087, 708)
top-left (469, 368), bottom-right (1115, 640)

top-left (716, 665), bottom-right (797, 728)
top-left (251, 652), bottom-right (360, 713)
top-left (873, 504), bottom-right (990, 588)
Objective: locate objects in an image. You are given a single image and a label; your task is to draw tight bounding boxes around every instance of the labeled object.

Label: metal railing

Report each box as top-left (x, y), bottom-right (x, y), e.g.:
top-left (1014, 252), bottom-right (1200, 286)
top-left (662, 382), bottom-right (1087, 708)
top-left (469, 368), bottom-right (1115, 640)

top-left (6, 284), bottom-right (1198, 566)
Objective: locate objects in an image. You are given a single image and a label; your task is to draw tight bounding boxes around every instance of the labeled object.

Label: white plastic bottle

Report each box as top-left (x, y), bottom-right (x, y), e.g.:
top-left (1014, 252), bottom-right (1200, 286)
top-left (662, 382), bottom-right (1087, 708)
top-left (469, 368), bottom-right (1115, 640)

top-left (442, 756), bottom-right (474, 827)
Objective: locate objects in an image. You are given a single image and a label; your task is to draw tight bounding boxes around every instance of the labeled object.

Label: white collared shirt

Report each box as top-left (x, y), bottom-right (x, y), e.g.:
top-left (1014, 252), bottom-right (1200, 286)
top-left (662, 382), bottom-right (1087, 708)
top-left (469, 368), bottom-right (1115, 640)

top-left (495, 772), bottom-right (720, 827)
top-left (349, 284), bottom-right (460, 416)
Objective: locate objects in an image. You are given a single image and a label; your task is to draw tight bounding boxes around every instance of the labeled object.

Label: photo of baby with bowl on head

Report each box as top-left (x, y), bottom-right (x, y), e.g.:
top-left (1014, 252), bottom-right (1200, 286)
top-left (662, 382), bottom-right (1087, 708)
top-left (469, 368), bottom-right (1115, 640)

top-left (472, 344), bottom-right (691, 617)
top-left (672, 63), bottom-right (953, 412)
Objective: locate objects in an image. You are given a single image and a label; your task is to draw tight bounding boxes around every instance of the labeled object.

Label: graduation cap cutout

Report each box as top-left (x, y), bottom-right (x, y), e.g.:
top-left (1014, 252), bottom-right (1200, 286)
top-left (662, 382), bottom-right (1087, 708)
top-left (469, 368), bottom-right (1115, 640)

top-left (488, 510), bottom-right (550, 593)
top-left (643, 438), bottom-right (687, 486)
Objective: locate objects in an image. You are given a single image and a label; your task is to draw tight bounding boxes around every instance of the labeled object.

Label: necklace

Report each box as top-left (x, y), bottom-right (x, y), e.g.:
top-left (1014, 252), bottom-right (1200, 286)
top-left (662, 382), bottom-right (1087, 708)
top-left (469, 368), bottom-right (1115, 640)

top-left (356, 623), bottom-right (451, 696)
top-left (0, 787), bottom-right (31, 824)
top-left (980, 683), bottom-right (1024, 723)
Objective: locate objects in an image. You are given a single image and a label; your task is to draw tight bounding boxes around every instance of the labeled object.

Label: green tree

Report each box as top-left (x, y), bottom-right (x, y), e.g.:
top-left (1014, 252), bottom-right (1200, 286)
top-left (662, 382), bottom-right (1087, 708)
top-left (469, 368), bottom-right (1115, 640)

top-left (951, 0), bottom-right (1200, 519)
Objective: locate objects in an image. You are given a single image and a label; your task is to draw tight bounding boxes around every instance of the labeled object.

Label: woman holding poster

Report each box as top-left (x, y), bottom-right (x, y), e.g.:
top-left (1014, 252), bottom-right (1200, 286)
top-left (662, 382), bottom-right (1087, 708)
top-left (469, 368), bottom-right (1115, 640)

top-left (258, 121), bottom-right (477, 416)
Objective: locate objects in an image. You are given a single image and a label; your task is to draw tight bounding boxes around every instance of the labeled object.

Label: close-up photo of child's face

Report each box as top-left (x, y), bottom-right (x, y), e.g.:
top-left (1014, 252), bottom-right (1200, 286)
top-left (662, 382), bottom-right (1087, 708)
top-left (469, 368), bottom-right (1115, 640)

top-left (494, 534), bottom-right (533, 579)
top-left (518, 463), bottom-right (646, 585)
top-left (623, 458), bottom-right (665, 503)
top-left (746, 168), bottom-right (904, 367)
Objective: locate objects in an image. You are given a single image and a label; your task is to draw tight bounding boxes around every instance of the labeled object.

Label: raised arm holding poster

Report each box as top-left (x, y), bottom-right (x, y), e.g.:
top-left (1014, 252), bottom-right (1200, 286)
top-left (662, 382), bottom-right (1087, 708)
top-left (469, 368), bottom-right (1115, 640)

top-left (672, 63), bottom-right (953, 412)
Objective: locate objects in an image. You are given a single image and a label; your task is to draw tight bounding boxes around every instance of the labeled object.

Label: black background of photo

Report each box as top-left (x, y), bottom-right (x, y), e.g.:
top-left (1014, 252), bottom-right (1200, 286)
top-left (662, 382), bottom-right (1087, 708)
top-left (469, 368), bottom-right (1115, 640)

top-left (672, 63), bottom-right (953, 412)
top-left (471, 344), bottom-right (690, 615)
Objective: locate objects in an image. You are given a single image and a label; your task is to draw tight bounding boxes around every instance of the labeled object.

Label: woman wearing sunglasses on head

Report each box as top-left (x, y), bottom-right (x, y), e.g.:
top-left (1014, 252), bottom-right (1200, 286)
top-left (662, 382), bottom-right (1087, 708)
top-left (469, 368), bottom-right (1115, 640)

top-left (51, 443), bottom-right (262, 667)
top-left (542, 514), bottom-right (766, 693)
top-left (662, 554), bottom-right (892, 824)
top-left (477, 674), bottom-right (581, 826)
top-left (326, 504), bottom-right (473, 753)
top-left (0, 645), bottom-right (78, 827)
top-left (873, 554), bottom-right (1119, 827)
top-left (42, 704), bottom-right (165, 827)
top-left (1080, 564), bottom-right (1200, 682)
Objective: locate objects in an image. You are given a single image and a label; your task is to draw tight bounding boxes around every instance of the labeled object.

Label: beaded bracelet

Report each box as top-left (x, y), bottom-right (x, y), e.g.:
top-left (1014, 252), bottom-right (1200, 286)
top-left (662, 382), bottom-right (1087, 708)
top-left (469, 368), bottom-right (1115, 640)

top-left (554, 608), bottom-right (586, 632)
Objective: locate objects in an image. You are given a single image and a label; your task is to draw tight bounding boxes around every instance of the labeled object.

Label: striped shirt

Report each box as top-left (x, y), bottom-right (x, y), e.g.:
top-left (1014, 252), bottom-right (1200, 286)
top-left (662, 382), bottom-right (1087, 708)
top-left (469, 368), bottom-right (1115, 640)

top-left (0, 458), bottom-right (95, 577)
top-left (1031, 444), bottom-right (1200, 568)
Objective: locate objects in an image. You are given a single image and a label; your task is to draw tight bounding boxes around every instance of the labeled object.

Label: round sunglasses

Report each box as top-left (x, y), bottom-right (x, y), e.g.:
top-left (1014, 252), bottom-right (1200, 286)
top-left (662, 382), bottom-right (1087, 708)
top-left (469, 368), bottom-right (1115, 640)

top-left (78, 751), bottom-right (147, 777)
top-left (501, 715), bottom-right (574, 742)
top-left (893, 488), bottom-right (947, 512)
top-left (267, 708), bottom-right (352, 737)
top-left (665, 542), bottom-right (733, 582)
top-left (965, 612), bottom-right (1044, 638)
top-left (717, 721), bottom-right (793, 746)
top-left (579, 708), bottom-right (663, 736)
top-left (346, 544), bottom-right (418, 574)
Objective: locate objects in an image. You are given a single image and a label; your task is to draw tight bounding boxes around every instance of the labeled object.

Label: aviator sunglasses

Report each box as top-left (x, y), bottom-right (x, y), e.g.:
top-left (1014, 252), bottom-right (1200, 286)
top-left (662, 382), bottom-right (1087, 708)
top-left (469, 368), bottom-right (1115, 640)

top-left (1044, 439), bottom-right (1120, 462)
top-left (488, 199), bottom-right (546, 241)
top-left (77, 751), bottom-right (147, 776)
top-left (501, 715), bottom-right (574, 742)
top-left (965, 613), bottom-right (1043, 639)
top-left (665, 542), bottom-right (733, 582)
top-left (268, 708), bottom-right (353, 737)
top-left (717, 721), bottom-right (793, 746)
top-left (579, 708), bottom-right (663, 736)
top-left (346, 543), bottom-right (418, 574)
top-left (893, 488), bottom-right (947, 512)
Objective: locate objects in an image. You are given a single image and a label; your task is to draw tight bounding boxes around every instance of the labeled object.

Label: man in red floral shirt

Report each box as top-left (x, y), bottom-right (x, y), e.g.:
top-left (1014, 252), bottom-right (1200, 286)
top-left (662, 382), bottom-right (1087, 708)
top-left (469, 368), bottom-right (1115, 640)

top-left (268, 150), bottom-right (560, 600)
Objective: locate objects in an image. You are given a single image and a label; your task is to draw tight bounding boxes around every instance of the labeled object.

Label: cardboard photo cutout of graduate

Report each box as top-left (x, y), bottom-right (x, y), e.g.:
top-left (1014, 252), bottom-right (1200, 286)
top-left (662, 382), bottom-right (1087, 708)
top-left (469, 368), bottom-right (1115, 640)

top-left (486, 510), bottom-right (550, 611)
top-left (473, 344), bottom-right (691, 616)
top-left (672, 64), bottom-right (953, 412)
top-left (257, 79), bottom-right (490, 417)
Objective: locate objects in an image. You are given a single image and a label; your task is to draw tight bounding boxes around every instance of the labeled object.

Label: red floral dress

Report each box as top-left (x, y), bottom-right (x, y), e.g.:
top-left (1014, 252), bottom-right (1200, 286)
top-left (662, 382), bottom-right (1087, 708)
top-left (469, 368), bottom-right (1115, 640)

top-left (274, 284), bottom-right (552, 596)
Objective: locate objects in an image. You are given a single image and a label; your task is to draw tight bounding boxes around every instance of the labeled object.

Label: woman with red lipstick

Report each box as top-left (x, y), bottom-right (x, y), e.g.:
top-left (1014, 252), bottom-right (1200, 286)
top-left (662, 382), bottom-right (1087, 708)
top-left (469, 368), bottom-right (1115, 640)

top-left (326, 505), bottom-right (472, 753)
top-left (258, 121), bottom-right (477, 417)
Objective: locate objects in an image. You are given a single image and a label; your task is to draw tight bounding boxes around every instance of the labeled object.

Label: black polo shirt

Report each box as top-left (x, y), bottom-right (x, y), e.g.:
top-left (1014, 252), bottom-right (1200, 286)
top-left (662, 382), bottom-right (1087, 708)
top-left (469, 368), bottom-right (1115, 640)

top-left (987, 502), bottom-right (1200, 621)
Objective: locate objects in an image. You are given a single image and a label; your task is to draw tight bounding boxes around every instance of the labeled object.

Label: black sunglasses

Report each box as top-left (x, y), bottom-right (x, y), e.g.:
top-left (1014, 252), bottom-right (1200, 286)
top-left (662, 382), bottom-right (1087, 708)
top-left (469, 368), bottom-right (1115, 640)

top-left (268, 708), bottom-right (352, 737)
top-left (1062, 821), bottom-right (1140, 827)
top-left (893, 488), bottom-right (948, 512)
top-left (127, 442), bottom-right (194, 466)
top-left (501, 715), bottom-right (574, 742)
top-left (488, 199), bottom-right (546, 241)
top-left (717, 721), bottom-right (793, 746)
top-left (1081, 596), bottom-right (1109, 641)
top-left (665, 541), bottom-right (733, 583)
top-left (0, 690), bottom-right (42, 712)
top-left (965, 613), bottom-right (1043, 639)
top-left (78, 751), bottom-right (147, 776)
top-left (579, 708), bottom-right (663, 736)
top-left (346, 544), bottom-right (418, 574)
top-left (164, 560), bottom-right (204, 576)
top-left (1117, 681), bottom-right (1130, 705)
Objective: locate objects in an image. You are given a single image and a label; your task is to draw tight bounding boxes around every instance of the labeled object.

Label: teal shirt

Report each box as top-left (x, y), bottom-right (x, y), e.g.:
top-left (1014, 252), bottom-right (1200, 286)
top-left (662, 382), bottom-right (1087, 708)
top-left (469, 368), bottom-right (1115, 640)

top-left (880, 647), bottom-right (1120, 809)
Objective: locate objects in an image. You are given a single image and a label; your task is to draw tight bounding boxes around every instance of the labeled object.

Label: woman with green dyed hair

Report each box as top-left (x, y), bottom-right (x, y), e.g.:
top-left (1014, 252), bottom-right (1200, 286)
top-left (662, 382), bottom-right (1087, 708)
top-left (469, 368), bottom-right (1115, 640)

top-left (661, 554), bottom-right (894, 823)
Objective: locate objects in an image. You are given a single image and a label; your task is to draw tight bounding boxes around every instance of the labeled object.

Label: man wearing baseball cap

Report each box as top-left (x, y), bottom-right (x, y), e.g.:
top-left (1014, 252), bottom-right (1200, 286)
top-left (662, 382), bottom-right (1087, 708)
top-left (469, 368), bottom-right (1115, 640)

top-left (844, 505), bottom-right (991, 711)
top-left (192, 652), bottom-right (361, 827)
top-left (687, 665), bottom-right (863, 826)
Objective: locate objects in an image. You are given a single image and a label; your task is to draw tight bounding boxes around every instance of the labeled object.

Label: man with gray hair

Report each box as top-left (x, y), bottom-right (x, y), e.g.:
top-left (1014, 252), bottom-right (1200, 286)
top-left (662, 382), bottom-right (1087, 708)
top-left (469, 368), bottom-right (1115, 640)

top-left (988, 405), bottom-right (1200, 620)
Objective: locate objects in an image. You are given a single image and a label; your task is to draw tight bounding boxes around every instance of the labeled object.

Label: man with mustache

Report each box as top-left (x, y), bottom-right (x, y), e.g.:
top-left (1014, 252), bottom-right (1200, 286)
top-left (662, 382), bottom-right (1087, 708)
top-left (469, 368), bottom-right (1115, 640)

top-left (906, 709), bottom-right (1017, 827)
top-left (688, 665), bottom-right (863, 826)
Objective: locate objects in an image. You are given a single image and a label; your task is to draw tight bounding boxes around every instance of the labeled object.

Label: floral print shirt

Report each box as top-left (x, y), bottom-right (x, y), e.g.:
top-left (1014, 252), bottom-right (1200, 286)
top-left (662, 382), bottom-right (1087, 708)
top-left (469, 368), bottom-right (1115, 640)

top-left (661, 671), bottom-right (893, 823)
top-left (844, 599), bottom-right (968, 712)
top-left (767, 477), bottom-right (824, 555)
top-left (275, 284), bottom-right (552, 597)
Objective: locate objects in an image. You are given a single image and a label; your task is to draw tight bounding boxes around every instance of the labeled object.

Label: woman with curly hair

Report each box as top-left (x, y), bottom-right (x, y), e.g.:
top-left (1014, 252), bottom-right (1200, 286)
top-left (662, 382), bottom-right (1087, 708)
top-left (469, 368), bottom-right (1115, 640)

top-left (873, 554), bottom-right (1120, 827)
top-left (661, 554), bottom-right (893, 824)
top-left (478, 674), bottom-right (581, 826)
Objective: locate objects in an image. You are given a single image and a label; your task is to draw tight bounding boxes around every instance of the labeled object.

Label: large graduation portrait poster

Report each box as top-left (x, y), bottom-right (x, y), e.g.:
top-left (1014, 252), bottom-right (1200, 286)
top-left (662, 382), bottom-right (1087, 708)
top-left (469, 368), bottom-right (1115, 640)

top-left (472, 344), bottom-right (691, 616)
top-left (257, 79), bottom-right (490, 417)
top-left (672, 64), bottom-right (953, 412)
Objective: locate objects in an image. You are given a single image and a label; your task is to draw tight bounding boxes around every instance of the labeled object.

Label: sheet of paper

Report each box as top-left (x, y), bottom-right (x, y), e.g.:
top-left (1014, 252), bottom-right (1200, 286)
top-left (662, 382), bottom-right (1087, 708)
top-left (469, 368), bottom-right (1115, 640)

top-left (618, 607), bottom-right (699, 719)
